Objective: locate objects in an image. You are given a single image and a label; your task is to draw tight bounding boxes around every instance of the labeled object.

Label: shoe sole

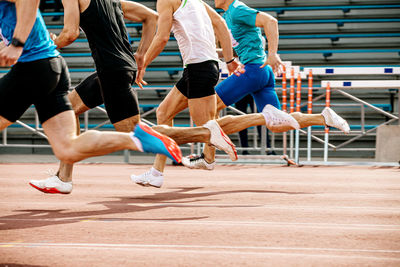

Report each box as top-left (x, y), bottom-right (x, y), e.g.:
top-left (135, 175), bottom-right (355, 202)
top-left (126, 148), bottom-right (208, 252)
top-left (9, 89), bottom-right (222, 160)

top-left (181, 161), bottom-right (214, 170)
top-left (29, 183), bottom-right (70, 194)
top-left (138, 123), bottom-right (182, 163)
top-left (212, 124), bottom-right (238, 161)
top-left (134, 181), bottom-right (162, 188)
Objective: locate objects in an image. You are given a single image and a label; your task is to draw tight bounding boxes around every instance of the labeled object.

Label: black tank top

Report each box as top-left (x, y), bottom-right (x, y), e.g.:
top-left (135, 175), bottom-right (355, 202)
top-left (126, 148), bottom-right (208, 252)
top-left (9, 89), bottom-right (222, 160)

top-left (80, 0), bottom-right (136, 73)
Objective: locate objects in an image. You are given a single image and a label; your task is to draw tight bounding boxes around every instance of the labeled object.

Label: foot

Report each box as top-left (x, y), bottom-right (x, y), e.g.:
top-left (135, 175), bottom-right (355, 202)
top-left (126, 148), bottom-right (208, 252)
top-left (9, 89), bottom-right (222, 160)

top-left (29, 176), bottom-right (72, 194)
top-left (262, 105), bottom-right (300, 132)
top-left (182, 153), bottom-right (215, 170)
top-left (131, 169), bottom-right (164, 188)
top-left (132, 122), bottom-right (182, 163)
top-left (203, 120), bottom-right (238, 161)
top-left (322, 107), bottom-right (350, 134)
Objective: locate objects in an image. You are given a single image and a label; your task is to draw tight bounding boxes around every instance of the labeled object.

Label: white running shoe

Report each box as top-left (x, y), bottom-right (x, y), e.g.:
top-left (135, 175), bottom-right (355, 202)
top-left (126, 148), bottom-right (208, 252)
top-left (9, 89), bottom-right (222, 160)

top-left (204, 120), bottom-right (238, 161)
top-left (262, 104), bottom-right (300, 132)
top-left (182, 154), bottom-right (215, 170)
top-left (131, 169), bottom-right (164, 188)
top-left (29, 176), bottom-right (73, 194)
top-left (322, 107), bottom-right (350, 134)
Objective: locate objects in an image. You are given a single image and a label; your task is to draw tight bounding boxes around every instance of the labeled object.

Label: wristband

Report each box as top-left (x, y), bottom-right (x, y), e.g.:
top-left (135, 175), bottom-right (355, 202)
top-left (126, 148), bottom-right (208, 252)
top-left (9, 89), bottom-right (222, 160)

top-left (11, 37), bottom-right (25, 48)
top-left (226, 58), bottom-right (235, 64)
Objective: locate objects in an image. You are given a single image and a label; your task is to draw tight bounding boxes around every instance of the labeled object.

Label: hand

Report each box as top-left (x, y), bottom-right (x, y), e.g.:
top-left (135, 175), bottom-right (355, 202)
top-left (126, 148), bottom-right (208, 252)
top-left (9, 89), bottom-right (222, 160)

top-left (134, 53), bottom-right (148, 89)
top-left (0, 45), bottom-right (23, 66)
top-left (0, 41), bottom-right (6, 50)
top-left (227, 59), bottom-right (245, 77)
top-left (260, 53), bottom-right (283, 75)
top-left (49, 32), bottom-right (57, 42)
top-left (135, 68), bottom-right (148, 89)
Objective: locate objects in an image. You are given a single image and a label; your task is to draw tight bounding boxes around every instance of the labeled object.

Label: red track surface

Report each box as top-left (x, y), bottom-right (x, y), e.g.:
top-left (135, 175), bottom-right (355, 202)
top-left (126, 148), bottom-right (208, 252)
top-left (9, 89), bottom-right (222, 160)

top-left (0, 163), bottom-right (399, 266)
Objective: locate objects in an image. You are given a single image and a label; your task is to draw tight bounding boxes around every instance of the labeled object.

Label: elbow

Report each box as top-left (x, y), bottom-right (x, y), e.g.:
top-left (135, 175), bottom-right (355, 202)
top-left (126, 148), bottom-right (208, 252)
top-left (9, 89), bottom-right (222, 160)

top-left (145, 12), bottom-right (158, 29)
top-left (158, 35), bottom-right (169, 46)
top-left (267, 16), bottom-right (278, 29)
top-left (142, 9), bottom-right (158, 24)
top-left (65, 30), bottom-right (79, 43)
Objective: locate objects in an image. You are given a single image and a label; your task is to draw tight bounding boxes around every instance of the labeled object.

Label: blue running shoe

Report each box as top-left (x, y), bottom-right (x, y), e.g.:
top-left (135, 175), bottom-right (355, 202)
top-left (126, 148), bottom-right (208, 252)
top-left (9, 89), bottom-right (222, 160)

top-left (133, 122), bottom-right (182, 163)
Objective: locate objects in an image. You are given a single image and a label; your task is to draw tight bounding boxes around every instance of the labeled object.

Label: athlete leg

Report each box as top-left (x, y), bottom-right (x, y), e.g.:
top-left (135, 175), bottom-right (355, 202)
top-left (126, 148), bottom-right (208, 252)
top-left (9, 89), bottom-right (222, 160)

top-left (57, 89), bottom-right (91, 182)
top-left (151, 86), bottom-right (189, 173)
top-left (289, 112), bottom-right (325, 128)
top-left (42, 110), bottom-right (139, 164)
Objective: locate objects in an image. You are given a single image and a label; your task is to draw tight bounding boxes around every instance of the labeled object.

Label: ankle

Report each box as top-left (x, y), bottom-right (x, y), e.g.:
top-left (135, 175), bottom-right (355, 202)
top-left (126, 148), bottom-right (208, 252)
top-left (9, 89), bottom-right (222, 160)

top-left (202, 154), bottom-right (214, 164)
top-left (151, 167), bottom-right (163, 176)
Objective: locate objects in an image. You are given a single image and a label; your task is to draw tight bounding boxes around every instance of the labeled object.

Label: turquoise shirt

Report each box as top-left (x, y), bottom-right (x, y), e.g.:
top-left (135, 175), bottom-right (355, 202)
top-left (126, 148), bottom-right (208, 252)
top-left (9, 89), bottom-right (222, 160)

top-left (0, 2), bottom-right (59, 62)
top-left (222, 0), bottom-right (266, 65)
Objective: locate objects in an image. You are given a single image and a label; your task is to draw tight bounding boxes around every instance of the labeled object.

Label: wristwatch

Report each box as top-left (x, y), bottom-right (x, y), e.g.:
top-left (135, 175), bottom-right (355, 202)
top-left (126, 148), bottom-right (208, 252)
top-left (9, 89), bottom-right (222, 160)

top-left (11, 37), bottom-right (25, 48)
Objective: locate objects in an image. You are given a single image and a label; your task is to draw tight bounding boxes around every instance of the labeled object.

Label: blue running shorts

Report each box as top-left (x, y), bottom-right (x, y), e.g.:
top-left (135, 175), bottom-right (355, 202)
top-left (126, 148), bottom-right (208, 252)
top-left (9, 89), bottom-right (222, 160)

top-left (216, 64), bottom-right (281, 112)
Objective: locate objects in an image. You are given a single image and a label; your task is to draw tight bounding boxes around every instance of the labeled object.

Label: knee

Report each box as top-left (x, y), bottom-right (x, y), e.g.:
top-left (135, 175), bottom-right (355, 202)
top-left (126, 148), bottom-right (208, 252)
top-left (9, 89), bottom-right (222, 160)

top-left (156, 106), bottom-right (173, 124)
top-left (52, 143), bottom-right (78, 164)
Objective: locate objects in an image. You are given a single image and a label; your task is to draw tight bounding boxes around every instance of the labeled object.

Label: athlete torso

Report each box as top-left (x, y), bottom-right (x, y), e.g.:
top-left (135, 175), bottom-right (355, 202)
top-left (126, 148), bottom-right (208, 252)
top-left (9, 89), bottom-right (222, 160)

top-left (222, 0), bottom-right (266, 65)
top-left (79, 0), bottom-right (136, 72)
top-left (171, 0), bottom-right (218, 66)
top-left (0, 1), bottom-right (59, 62)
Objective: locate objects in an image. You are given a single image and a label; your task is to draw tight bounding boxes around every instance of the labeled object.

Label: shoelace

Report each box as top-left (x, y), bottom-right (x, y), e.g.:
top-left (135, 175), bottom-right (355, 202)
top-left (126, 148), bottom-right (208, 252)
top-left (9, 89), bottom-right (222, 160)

top-left (139, 171), bottom-right (153, 182)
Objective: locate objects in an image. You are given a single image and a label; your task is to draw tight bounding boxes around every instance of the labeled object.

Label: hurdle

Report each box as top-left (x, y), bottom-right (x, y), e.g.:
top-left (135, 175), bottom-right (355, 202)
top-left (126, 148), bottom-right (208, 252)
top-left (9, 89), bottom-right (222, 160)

top-left (307, 69), bottom-right (313, 161)
top-left (289, 68), bottom-right (295, 159)
top-left (281, 65), bottom-right (288, 155)
top-left (319, 80), bottom-right (400, 163)
top-left (294, 72), bottom-right (302, 164)
top-left (324, 82), bottom-right (331, 162)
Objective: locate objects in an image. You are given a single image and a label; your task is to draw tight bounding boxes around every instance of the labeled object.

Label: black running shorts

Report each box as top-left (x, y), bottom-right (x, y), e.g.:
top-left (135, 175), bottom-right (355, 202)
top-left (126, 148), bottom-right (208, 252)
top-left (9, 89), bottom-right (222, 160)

top-left (75, 70), bottom-right (139, 123)
top-left (0, 56), bottom-right (72, 123)
top-left (176, 60), bottom-right (219, 99)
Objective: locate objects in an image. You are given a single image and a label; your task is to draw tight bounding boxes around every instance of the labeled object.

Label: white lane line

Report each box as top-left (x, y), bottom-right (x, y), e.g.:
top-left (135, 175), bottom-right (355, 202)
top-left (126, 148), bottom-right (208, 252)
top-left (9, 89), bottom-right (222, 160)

top-left (1, 243), bottom-right (400, 260)
top-left (1, 202), bottom-right (400, 211)
top-left (1, 218), bottom-right (399, 231)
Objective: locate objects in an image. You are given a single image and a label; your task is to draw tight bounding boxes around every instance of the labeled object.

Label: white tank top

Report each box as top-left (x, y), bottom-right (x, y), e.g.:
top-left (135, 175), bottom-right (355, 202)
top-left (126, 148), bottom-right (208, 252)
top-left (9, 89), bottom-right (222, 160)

top-left (172, 0), bottom-right (219, 66)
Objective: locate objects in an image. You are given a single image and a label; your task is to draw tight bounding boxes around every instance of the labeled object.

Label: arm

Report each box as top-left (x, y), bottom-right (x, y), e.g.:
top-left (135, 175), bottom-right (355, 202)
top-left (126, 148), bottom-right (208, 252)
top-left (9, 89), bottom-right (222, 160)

top-left (203, 2), bottom-right (239, 74)
top-left (121, 0), bottom-right (157, 57)
top-left (121, 0), bottom-right (158, 86)
top-left (204, 2), bottom-right (244, 76)
top-left (0, 0), bottom-right (40, 66)
top-left (52, 0), bottom-right (80, 48)
top-left (255, 12), bottom-right (282, 72)
top-left (136, 0), bottom-right (174, 88)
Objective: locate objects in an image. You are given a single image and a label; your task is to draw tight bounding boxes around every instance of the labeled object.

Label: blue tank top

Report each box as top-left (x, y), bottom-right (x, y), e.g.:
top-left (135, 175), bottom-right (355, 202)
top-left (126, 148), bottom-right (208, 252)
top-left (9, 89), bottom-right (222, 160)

top-left (223, 0), bottom-right (266, 65)
top-left (0, 2), bottom-right (59, 62)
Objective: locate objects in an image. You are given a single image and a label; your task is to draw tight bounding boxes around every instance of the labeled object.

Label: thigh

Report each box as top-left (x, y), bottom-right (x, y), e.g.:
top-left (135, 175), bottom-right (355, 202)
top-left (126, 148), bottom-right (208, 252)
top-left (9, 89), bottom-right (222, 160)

top-left (215, 66), bottom-right (259, 107)
top-left (175, 68), bottom-right (189, 98)
top-left (157, 86), bottom-right (188, 124)
top-left (34, 56), bottom-right (72, 123)
top-left (0, 66), bottom-right (32, 122)
top-left (74, 72), bottom-right (103, 109)
top-left (98, 70), bottom-right (140, 124)
top-left (188, 94), bottom-right (217, 126)
top-left (251, 66), bottom-right (281, 112)
top-left (187, 60), bottom-right (219, 99)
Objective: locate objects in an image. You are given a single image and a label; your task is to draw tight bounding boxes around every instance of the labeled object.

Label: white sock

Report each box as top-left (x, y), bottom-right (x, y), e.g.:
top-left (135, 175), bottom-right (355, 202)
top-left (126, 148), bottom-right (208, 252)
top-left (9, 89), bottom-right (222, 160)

top-left (151, 167), bottom-right (163, 177)
top-left (129, 132), bottom-right (143, 152)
